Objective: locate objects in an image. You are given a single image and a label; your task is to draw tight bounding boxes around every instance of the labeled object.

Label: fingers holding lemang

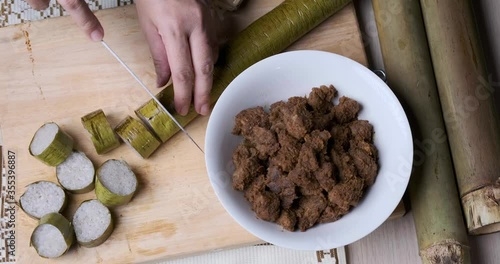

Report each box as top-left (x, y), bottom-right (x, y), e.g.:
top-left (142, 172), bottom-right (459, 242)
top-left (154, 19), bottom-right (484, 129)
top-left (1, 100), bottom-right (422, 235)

top-left (26, 0), bottom-right (50, 10)
top-left (58, 0), bottom-right (104, 41)
top-left (164, 33), bottom-right (195, 116)
top-left (134, 0), bottom-right (219, 116)
top-left (136, 11), bottom-right (172, 88)
top-left (190, 31), bottom-right (217, 116)
top-left (148, 31), bottom-right (172, 89)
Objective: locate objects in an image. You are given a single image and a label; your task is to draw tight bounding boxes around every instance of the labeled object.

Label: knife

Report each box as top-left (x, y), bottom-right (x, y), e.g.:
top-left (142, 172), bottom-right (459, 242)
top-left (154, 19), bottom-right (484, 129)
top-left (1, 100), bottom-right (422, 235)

top-left (100, 40), bottom-right (204, 153)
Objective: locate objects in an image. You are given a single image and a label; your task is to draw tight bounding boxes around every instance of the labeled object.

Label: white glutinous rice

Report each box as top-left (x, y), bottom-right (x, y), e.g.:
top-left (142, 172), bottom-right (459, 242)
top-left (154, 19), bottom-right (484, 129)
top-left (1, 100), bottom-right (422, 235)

top-left (73, 200), bottom-right (113, 247)
top-left (29, 122), bottom-right (73, 166)
top-left (20, 181), bottom-right (66, 219)
top-left (98, 160), bottom-right (137, 196)
top-left (56, 151), bottom-right (95, 193)
top-left (31, 224), bottom-right (68, 258)
top-left (30, 123), bottom-right (58, 156)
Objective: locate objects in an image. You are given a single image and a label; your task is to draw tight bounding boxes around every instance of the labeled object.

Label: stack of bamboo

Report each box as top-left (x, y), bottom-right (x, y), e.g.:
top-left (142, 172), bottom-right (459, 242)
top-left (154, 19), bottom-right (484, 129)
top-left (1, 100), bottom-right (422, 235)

top-left (373, 0), bottom-right (500, 263)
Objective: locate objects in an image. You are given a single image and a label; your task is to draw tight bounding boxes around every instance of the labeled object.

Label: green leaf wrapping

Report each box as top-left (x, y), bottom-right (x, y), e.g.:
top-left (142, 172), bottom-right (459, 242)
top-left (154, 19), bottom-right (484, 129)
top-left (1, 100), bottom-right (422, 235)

top-left (114, 116), bottom-right (161, 159)
top-left (30, 212), bottom-right (74, 258)
top-left (75, 200), bottom-right (114, 248)
top-left (56, 151), bottom-right (96, 194)
top-left (95, 160), bottom-right (137, 207)
top-left (81, 109), bottom-right (121, 155)
top-left (29, 123), bottom-right (74, 166)
top-left (20, 181), bottom-right (68, 220)
top-left (135, 90), bottom-right (176, 143)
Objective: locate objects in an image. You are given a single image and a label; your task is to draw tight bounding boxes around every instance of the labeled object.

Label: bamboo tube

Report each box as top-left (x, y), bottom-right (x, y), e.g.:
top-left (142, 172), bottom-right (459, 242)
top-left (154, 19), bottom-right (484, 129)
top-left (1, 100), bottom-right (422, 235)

top-left (138, 0), bottom-right (352, 143)
top-left (372, 1), bottom-right (470, 262)
top-left (420, 0), bottom-right (500, 235)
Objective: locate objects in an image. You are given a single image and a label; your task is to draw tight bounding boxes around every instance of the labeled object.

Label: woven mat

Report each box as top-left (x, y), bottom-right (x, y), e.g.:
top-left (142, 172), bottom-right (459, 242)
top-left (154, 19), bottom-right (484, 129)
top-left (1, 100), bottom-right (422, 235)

top-left (0, 2), bottom-right (348, 263)
top-left (0, 0), bottom-right (133, 28)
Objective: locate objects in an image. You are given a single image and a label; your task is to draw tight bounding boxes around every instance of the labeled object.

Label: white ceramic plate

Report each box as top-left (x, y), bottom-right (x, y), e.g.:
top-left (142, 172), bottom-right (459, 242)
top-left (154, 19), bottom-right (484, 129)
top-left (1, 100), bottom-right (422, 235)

top-left (205, 50), bottom-right (413, 250)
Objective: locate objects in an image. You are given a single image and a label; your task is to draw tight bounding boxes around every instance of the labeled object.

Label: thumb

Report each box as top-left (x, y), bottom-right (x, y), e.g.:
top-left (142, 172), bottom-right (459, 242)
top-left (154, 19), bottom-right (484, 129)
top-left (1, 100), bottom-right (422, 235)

top-left (26, 0), bottom-right (51, 10)
top-left (58, 0), bottom-right (104, 41)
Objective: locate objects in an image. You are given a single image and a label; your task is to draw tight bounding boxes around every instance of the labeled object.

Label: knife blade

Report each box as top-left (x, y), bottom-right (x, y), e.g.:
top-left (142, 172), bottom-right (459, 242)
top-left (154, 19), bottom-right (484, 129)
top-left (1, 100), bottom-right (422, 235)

top-left (100, 40), bottom-right (204, 153)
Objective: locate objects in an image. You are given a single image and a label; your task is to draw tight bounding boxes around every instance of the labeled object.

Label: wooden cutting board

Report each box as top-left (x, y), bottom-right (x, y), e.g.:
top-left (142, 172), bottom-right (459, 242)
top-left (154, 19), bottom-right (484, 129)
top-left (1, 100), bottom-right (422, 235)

top-left (0, 1), bottom-right (402, 263)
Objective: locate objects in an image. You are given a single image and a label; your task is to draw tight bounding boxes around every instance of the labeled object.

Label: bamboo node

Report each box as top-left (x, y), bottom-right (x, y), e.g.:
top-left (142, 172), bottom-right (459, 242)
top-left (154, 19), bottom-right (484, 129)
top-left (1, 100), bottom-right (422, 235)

top-left (462, 183), bottom-right (500, 235)
top-left (420, 239), bottom-right (469, 264)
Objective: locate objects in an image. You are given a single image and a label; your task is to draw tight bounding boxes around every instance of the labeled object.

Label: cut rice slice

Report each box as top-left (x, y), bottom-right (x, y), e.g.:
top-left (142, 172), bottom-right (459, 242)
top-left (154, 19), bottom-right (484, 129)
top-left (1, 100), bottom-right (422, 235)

top-left (30, 212), bottom-right (74, 258)
top-left (20, 181), bottom-right (67, 219)
top-left (29, 122), bottom-right (74, 166)
top-left (81, 109), bottom-right (121, 155)
top-left (95, 159), bottom-right (138, 207)
top-left (72, 199), bottom-right (114, 247)
top-left (56, 150), bottom-right (95, 194)
top-left (114, 116), bottom-right (161, 159)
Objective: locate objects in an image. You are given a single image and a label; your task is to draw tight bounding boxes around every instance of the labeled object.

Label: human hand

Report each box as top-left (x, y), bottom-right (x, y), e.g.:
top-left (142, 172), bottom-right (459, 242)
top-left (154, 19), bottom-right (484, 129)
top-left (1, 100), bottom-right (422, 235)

top-left (135, 0), bottom-right (218, 116)
top-left (26, 0), bottom-right (104, 41)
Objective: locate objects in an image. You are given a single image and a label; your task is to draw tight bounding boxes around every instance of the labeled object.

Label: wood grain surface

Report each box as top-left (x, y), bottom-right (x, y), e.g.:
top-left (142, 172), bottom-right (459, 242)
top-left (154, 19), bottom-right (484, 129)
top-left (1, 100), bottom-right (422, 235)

top-left (0, 1), bottom-right (406, 263)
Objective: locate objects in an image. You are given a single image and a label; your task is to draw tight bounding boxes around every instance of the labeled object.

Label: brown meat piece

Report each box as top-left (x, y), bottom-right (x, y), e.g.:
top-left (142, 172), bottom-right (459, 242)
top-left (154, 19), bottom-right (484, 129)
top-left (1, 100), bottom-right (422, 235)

top-left (304, 130), bottom-right (331, 153)
top-left (277, 130), bottom-right (301, 149)
top-left (334, 96), bottom-right (360, 124)
top-left (232, 157), bottom-right (265, 191)
top-left (232, 106), bottom-right (269, 136)
top-left (232, 86), bottom-right (380, 232)
top-left (269, 150), bottom-right (296, 173)
top-left (266, 166), bottom-right (283, 186)
top-left (307, 85), bottom-right (338, 113)
top-left (232, 143), bottom-right (258, 165)
top-left (312, 111), bottom-right (336, 131)
top-left (288, 96), bottom-right (308, 106)
top-left (266, 166), bottom-right (297, 209)
top-left (281, 97), bottom-right (313, 139)
top-left (318, 205), bottom-right (349, 224)
top-left (289, 166), bottom-right (322, 196)
top-left (252, 190), bottom-right (281, 222)
top-left (330, 124), bottom-right (351, 152)
top-left (349, 120), bottom-right (373, 141)
top-left (246, 127), bottom-right (279, 159)
top-left (349, 140), bottom-right (378, 186)
top-left (328, 177), bottom-right (365, 211)
top-left (331, 150), bottom-right (357, 182)
top-left (314, 159), bottom-right (336, 192)
top-left (244, 175), bottom-right (267, 203)
top-left (276, 209), bottom-right (297, 231)
top-left (352, 140), bottom-right (378, 157)
top-left (269, 101), bottom-right (287, 132)
top-left (297, 145), bottom-right (319, 172)
top-left (269, 131), bottom-right (301, 172)
top-left (296, 195), bottom-right (327, 231)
